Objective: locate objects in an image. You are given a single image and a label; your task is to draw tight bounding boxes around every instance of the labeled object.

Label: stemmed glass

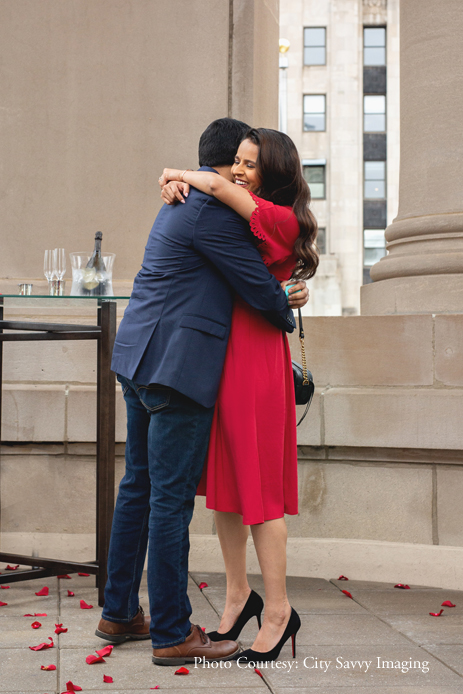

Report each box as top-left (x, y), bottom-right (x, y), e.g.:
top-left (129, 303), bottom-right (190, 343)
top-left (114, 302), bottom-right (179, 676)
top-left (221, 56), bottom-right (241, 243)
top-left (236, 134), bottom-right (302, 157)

top-left (44, 250), bottom-right (55, 295)
top-left (53, 248), bottom-right (66, 295)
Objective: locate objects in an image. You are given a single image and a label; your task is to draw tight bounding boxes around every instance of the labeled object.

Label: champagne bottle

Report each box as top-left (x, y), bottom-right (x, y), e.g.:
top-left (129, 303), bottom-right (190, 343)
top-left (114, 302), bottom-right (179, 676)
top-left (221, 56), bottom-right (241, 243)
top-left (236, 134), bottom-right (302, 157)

top-left (82, 232), bottom-right (106, 292)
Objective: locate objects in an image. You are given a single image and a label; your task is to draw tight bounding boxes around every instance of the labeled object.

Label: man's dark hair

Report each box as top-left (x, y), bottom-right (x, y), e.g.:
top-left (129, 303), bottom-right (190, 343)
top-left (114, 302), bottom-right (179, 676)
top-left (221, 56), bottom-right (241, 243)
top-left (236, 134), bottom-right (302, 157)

top-left (198, 117), bottom-right (250, 168)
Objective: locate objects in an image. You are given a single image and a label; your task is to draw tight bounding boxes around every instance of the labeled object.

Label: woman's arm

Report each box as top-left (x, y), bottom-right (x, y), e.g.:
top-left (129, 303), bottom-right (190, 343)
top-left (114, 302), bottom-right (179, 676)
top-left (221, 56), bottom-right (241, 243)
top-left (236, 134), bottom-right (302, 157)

top-left (158, 168), bottom-right (257, 221)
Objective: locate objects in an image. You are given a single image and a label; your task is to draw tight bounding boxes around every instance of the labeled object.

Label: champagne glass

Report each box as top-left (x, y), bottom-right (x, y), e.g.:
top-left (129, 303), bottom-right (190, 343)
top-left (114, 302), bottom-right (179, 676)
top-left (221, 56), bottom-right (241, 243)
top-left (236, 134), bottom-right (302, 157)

top-left (43, 250), bottom-right (55, 295)
top-left (53, 248), bottom-right (66, 295)
top-left (54, 248), bottom-right (66, 279)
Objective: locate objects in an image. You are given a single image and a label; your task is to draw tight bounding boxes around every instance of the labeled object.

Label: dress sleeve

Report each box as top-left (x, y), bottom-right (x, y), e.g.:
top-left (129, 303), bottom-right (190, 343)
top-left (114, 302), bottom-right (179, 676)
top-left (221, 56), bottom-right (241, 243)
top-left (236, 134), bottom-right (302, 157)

top-left (247, 191), bottom-right (298, 267)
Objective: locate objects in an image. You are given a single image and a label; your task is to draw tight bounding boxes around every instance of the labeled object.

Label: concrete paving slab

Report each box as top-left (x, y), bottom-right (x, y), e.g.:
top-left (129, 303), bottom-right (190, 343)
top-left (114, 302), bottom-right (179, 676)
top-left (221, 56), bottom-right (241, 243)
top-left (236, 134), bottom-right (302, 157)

top-left (0, 590), bottom-right (58, 616)
top-left (59, 594), bottom-right (96, 613)
top-left (4, 570), bottom-right (463, 692)
top-left (59, 647), bottom-right (266, 690)
top-left (239, 614), bottom-right (412, 647)
top-left (192, 572), bottom-right (338, 593)
top-left (0, 648), bottom-right (58, 692)
top-left (331, 579), bottom-right (445, 592)
top-left (203, 587), bottom-right (365, 619)
top-left (272, 688), bottom-right (463, 694)
top-left (353, 589), bottom-right (463, 616)
top-left (58, 615), bottom-right (220, 650)
top-left (255, 644), bottom-right (462, 689)
top-left (0, 576), bottom-right (59, 590)
top-left (289, 590), bottom-right (369, 615)
top-left (382, 615), bottom-right (463, 646)
top-left (423, 645), bottom-right (463, 677)
top-left (49, 690), bottom-right (266, 694)
top-left (0, 615), bottom-right (60, 648)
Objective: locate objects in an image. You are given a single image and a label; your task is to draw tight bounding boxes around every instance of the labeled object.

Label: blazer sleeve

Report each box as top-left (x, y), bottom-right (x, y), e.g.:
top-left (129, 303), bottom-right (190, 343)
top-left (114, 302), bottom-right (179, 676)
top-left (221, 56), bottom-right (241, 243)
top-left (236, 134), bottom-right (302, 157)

top-left (193, 198), bottom-right (296, 333)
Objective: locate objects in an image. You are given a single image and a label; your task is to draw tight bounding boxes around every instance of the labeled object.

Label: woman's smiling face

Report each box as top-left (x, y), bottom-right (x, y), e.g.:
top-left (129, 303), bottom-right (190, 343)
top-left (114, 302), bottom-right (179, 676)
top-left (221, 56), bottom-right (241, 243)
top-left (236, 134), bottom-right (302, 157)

top-left (231, 139), bottom-right (261, 192)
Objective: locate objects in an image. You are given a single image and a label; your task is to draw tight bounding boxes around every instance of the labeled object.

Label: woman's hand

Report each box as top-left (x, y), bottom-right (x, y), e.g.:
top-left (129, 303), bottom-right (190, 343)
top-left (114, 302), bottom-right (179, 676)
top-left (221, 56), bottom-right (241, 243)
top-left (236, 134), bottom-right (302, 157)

top-left (281, 280), bottom-right (309, 308)
top-left (158, 168), bottom-right (183, 187)
top-left (161, 181), bottom-right (190, 205)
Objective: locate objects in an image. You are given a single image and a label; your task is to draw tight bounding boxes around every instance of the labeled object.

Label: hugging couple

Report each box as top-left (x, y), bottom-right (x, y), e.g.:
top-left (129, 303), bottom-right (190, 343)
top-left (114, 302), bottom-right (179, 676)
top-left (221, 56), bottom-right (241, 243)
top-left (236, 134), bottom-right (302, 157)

top-left (95, 118), bottom-right (319, 666)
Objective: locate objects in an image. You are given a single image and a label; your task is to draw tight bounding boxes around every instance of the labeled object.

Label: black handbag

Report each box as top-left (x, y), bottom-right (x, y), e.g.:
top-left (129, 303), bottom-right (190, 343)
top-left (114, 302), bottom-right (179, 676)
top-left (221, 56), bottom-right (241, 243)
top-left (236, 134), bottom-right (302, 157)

top-left (292, 308), bottom-right (314, 426)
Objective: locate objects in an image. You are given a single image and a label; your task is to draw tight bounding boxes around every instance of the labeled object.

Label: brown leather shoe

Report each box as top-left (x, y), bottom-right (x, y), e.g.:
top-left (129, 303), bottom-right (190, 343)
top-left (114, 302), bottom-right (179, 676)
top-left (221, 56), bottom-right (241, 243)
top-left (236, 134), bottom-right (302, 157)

top-left (152, 624), bottom-right (240, 665)
top-left (95, 606), bottom-right (150, 643)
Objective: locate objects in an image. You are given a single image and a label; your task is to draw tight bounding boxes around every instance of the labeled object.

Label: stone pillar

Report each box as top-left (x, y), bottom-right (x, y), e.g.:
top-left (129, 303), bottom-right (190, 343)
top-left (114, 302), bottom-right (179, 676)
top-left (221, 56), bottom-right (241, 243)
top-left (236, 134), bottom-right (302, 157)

top-left (361, 0), bottom-right (463, 315)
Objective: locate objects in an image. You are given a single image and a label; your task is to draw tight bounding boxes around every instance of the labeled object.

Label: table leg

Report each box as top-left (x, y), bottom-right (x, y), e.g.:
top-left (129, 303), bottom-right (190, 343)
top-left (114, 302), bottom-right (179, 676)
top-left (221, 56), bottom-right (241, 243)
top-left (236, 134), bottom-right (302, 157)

top-left (96, 301), bottom-right (116, 606)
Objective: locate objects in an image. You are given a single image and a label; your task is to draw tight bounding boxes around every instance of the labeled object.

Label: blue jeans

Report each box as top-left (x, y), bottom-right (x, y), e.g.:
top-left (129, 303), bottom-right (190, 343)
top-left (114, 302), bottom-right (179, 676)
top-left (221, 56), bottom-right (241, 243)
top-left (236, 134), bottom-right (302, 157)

top-left (102, 375), bottom-right (214, 648)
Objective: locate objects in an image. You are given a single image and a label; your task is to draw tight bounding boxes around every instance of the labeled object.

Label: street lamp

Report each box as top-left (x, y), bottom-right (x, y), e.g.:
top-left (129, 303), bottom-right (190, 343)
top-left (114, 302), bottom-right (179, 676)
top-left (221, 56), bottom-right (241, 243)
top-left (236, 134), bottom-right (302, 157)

top-left (279, 38), bottom-right (290, 134)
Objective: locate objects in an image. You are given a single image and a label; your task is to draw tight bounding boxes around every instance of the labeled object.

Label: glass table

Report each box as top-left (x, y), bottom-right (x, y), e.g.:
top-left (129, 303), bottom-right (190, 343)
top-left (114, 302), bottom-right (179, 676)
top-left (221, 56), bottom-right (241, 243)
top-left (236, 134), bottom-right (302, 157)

top-left (0, 295), bottom-right (130, 605)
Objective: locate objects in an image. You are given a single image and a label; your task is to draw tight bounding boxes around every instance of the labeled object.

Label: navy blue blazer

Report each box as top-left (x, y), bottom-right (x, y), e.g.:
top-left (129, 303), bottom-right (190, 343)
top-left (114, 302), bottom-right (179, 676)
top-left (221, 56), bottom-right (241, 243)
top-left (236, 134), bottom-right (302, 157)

top-left (111, 167), bottom-right (296, 407)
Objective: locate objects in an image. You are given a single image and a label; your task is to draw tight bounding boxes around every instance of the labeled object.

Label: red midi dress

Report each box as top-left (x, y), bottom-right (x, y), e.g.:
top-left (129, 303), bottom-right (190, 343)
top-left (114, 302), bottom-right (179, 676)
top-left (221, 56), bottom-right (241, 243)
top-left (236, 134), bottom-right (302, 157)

top-left (197, 192), bottom-right (300, 525)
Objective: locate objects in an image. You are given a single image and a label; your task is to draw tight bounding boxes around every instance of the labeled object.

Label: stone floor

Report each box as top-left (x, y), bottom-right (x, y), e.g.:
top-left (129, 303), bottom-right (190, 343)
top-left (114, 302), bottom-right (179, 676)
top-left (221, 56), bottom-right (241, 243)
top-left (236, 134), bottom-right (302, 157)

top-left (0, 569), bottom-right (462, 693)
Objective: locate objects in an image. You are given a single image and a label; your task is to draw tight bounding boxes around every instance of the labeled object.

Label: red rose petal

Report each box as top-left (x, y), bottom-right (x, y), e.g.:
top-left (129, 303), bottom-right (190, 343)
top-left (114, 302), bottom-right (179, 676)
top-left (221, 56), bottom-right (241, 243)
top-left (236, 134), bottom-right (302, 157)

top-left (6, 564), bottom-right (19, 570)
top-left (103, 675), bottom-right (114, 683)
top-left (35, 613), bottom-right (47, 616)
top-left (255, 667), bottom-right (264, 678)
top-left (41, 664), bottom-right (57, 671)
top-left (86, 654), bottom-right (106, 664)
top-left (66, 681), bottom-right (83, 692)
top-left (67, 590), bottom-right (75, 596)
top-left (0, 585), bottom-right (10, 589)
top-left (338, 575), bottom-right (349, 580)
top-left (0, 601), bottom-right (7, 606)
top-left (31, 621), bottom-right (42, 629)
top-left (29, 637), bottom-right (54, 651)
top-left (198, 582), bottom-right (208, 590)
top-left (35, 587), bottom-right (49, 596)
top-left (429, 609), bottom-right (444, 616)
top-left (80, 599), bottom-right (93, 609)
top-left (96, 645), bottom-right (113, 657)
top-left (78, 573), bottom-right (90, 576)
top-left (174, 666), bottom-right (189, 675)
top-left (442, 600), bottom-right (456, 607)
top-left (342, 590), bottom-right (353, 599)
top-left (57, 575), bottom-right (71, 579)
top-left (394, 584), bottom-right (411, 589)
top-left (55, 624), bottom-right (68, 634)
top-left (24, 613), bottom-right (33, 616)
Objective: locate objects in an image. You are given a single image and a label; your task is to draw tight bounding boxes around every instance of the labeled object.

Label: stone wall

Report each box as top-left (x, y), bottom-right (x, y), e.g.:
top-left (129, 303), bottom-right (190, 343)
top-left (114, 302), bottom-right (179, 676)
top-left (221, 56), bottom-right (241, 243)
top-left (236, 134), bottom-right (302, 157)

top-left (3, 311), bottom-right (463, 589)
top-left (0, 0), bottom-right (278, 283)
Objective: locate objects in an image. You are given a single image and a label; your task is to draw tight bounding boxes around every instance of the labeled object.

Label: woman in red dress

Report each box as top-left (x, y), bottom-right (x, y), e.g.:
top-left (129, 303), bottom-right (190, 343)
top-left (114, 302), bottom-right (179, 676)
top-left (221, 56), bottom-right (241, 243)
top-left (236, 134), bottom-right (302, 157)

top-left (160, 129), bottom-right (318, 662)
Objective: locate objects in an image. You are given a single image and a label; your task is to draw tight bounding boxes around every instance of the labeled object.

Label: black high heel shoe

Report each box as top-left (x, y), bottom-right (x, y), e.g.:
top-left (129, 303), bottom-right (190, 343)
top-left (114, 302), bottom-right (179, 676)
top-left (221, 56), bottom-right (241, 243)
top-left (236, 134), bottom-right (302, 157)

top-left (207, 589), bottom-right (264, 642)
top-left (235, 607), bottom-right (301, 663)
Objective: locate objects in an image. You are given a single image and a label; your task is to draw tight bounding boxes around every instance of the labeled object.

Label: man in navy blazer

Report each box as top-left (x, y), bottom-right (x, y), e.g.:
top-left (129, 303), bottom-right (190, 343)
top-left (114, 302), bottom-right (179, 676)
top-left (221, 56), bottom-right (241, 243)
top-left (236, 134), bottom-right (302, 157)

top-left (96, 118), bottom-right (304, 665)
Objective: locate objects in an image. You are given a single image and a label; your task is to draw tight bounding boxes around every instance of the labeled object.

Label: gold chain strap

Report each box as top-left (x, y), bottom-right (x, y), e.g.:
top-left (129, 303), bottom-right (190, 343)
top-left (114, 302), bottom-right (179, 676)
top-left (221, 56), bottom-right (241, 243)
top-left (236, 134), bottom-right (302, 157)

top-left (299, 333), bottom-right (309, 386)
top-left (298, 308), bottom-right (309, 385)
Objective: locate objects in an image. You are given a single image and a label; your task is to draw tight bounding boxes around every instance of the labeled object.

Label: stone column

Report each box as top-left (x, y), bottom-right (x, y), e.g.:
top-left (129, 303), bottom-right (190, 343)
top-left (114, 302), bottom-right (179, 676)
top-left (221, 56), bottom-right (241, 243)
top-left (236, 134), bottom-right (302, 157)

top-left (361, 0), bottom-right (463, 315)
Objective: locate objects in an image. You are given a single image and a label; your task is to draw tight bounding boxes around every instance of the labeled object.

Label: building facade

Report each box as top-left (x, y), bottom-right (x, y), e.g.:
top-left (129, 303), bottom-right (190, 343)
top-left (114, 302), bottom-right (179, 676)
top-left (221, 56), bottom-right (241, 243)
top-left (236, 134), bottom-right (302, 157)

top-left (280, 0), bottom-right (400, 315)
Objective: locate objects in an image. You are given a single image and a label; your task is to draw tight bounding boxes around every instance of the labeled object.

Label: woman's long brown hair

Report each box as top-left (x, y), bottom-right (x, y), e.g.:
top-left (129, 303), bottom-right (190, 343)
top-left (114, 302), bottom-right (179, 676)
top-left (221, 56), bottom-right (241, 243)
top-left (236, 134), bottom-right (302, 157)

top-left (243, 128), bottom-right (319, 280)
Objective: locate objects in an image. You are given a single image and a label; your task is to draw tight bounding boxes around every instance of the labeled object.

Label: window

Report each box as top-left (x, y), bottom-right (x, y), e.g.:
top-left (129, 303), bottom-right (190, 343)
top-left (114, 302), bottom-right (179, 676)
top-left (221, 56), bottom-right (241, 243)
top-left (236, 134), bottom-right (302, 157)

top-left (364, 27), bottom-right (386, 66)
top-left (364, 229), bottom-right (386, 266)
top-left (317, 227), bottom-right (326, 254)
top-left (304, 27), bottom-right (326, 65)
top-left (364, 95), bottom-right (386, 132)
top-left (364, 161), bottom-right (386, 198)
top-left (303, 164), bottom-right (325, 199)
top-left (303, 95), bottom-right (326, 131)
